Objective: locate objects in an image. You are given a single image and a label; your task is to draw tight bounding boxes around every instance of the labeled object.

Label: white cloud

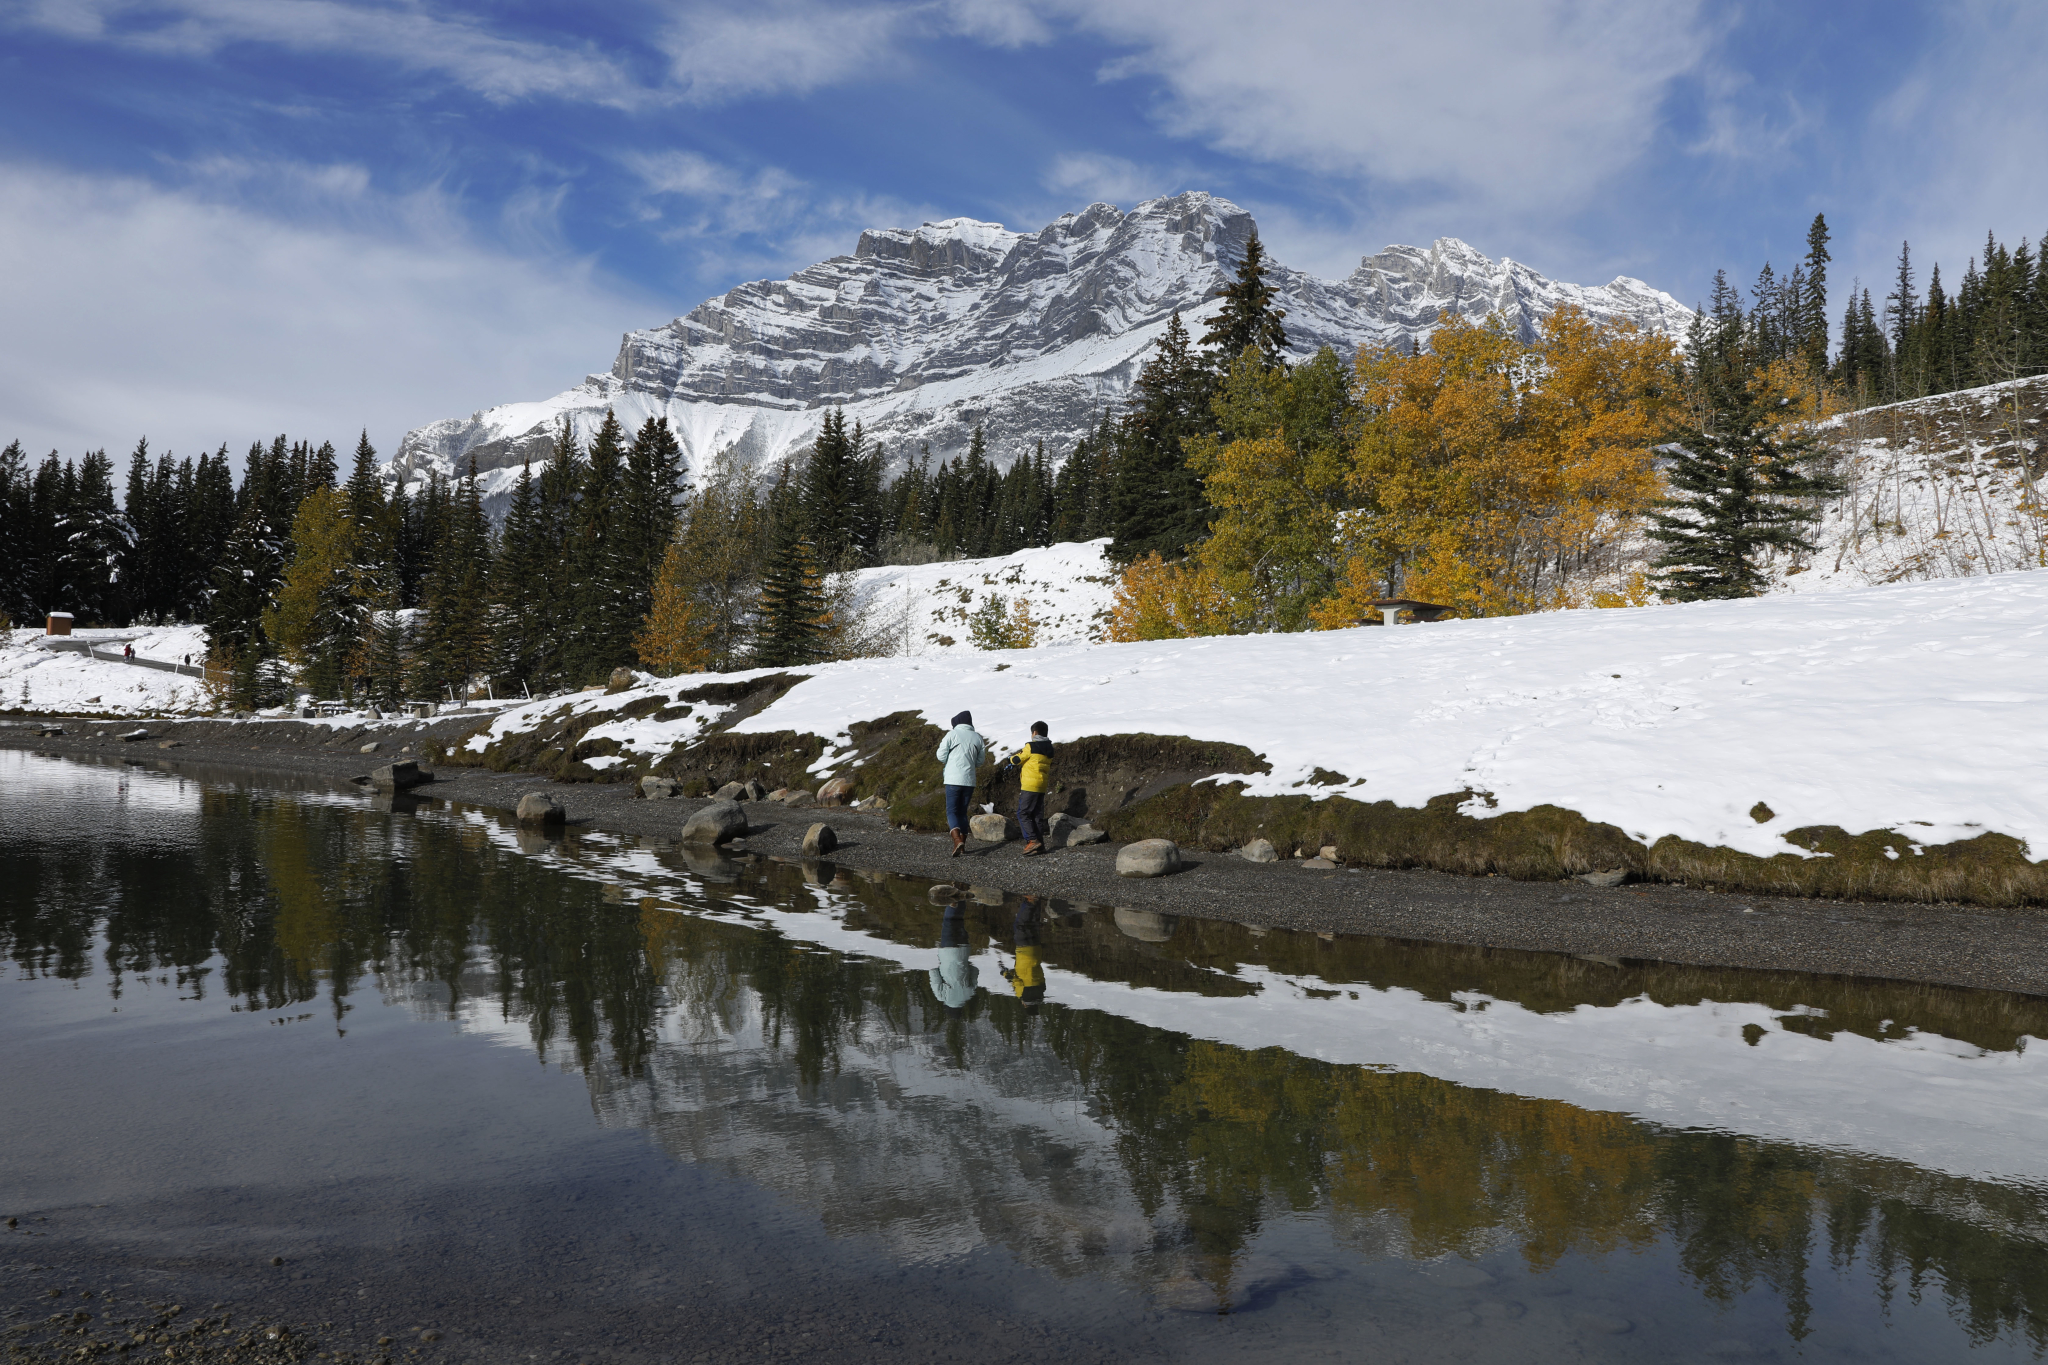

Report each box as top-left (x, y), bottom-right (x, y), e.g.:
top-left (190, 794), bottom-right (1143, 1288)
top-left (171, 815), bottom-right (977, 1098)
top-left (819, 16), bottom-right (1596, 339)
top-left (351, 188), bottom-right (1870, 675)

top-left (658, 2), bottom-right (908, 103)
top-left (5, 0), bottom-right (635, 104)
top-left (1040, 151), bottom-right (1164, 206)
top-left (0, 160), bottom-right (656, 464)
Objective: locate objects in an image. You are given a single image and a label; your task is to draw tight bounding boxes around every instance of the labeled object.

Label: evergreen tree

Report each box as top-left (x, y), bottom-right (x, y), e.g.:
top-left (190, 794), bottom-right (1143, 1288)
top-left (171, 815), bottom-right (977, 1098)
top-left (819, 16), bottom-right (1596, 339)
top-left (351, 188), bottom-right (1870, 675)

top-left (490, 459), bottom-right (552, 693)
top-left (413, 460), bottom-right (493, 701)
top-left (563, 409), bottom-right (638, 684)
top-left (621, 415), bottom-right (684, 591)
top-left (1108, 311), bottom-right (1216, 562)
top-left (1200, 228), bottom-right (1290, 370)
top-left (57, 449), bottom-right (132, 625)
top-left (0, 439), bottom-right (30, 625)
top-left (1648, 395), bottom-right (1843, 600)
top-left (753, 512), bottom-right (828, 668)
top-left (801, 408), bottom-right (865, 567)
top-left (1799, 213), bottom-right (1830, 374)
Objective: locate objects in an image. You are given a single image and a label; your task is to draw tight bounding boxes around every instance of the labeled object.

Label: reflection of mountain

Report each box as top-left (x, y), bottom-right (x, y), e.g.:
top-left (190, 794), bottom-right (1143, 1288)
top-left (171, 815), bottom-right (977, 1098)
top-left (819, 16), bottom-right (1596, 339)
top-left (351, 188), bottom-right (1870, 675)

top-left (10, 747), bottom-right (2048, 1354)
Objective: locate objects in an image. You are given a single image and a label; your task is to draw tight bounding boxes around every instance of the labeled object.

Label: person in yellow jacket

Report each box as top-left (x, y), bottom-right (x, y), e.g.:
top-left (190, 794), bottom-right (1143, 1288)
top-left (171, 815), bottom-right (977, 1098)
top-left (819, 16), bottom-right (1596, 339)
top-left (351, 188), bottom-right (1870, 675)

top-left (1002, 896), bottom-right (1047, 1012)
top-left (1000, 721), bottom-right (1054, 855)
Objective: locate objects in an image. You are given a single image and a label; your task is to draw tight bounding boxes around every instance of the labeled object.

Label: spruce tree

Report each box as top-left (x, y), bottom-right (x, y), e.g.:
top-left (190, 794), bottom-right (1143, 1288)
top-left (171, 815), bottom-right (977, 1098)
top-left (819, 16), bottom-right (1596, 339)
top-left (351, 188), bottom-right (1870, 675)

top-left (413, 461), bottom-right (493, 701)
top-left (490, 459), bottom-right (551, 693)
top-left (563, 409), bottom-right (636, 684)
top-left (0, 440), bottom-right (29, 625)
top-left (753, 515), bottom-right (827, 668)
top-left (802, 408), bottom-right (862, 567)
top-left (1648, 393), bottom-right (1843, 600)
top-left (1108, 311), bottom-right (1216, 562)
top-left (1200, 228), bottom-right (1289, 370)
top-left (1800, 214), bottom-right (1830, 373)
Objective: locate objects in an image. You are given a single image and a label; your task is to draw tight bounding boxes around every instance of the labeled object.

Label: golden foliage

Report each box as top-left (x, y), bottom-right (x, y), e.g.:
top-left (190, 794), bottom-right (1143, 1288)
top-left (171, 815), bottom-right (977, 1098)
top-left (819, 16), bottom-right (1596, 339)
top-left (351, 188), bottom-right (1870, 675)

top-left (1103, 552), bottom-right (1234, 642)
top-left (1312, 307), bottom-right (1681, 625)
top-left (262, 487), bottom-right (355, 669)
top-left (633, 540), bottom-right (715, 675)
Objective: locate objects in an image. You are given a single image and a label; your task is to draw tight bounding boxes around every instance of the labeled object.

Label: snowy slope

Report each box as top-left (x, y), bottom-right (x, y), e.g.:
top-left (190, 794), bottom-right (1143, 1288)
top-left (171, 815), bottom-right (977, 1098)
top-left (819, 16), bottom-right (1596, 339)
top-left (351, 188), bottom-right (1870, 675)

top-left (847, 539), bottom-right (1117, 655)
top-left (0, 626), bottom-right (213, 715)
top-left (390, 192), bottom-right (1692, 508)
top-left (464, 568), bottom-right (2048, 861)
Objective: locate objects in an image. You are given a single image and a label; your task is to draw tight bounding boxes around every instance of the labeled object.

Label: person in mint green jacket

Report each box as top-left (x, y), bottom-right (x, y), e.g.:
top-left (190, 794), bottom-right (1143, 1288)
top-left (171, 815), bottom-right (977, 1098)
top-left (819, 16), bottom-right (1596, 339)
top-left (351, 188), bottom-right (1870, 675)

top-left (935, 710), bottom-right (987, 857)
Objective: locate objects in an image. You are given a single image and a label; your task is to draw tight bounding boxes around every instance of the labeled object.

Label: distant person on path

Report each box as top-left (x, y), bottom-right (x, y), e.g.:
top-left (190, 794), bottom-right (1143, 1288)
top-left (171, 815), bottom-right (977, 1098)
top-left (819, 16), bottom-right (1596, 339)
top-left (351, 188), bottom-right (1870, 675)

top-left (928, 904), bottom-right (979, 1012)
top-left (1001, 721), bottom-right (1055, 856)
top-left (936, 709), bottom-right (987, 857)
top-left (122, 644), bottom-right (133, 659)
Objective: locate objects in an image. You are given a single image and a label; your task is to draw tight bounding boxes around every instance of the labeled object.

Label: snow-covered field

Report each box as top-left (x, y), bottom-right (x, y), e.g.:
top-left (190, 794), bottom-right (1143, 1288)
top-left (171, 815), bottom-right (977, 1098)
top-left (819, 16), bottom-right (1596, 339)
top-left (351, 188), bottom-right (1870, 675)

top-left (847, 539), bottom-right (1117, 655)
top-left (468, 565), bottom-right (2048, 861)
top-left (0, 625), bottom-right (214, 716)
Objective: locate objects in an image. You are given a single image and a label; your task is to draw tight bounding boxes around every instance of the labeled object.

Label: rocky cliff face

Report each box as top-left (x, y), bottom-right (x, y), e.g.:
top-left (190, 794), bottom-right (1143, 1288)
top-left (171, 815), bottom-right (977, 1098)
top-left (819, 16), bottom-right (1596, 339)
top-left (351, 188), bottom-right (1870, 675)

top-left (389, 192), bottom-right (1691, 504)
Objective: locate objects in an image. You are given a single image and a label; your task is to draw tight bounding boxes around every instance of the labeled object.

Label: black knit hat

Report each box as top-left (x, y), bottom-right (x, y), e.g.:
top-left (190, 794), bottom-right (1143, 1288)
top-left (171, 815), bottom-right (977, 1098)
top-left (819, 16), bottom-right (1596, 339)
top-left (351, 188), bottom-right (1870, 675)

top-left (951, 710), bottom-right (973, 727)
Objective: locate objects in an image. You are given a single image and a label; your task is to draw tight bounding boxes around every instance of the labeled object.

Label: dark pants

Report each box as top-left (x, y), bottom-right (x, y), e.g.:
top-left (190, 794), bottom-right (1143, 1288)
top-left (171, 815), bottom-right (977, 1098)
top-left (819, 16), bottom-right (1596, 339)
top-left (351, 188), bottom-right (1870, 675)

top-left (1016, 790), bottom-right (1047, 843)
top-left (945, 784), bottom-right (974, 834)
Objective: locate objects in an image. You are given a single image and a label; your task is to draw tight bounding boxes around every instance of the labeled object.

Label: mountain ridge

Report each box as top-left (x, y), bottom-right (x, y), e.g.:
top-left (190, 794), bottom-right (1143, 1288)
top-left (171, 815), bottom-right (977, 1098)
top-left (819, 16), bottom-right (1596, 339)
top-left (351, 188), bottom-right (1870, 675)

top-left (388, 192), bottom-right (1691, 502)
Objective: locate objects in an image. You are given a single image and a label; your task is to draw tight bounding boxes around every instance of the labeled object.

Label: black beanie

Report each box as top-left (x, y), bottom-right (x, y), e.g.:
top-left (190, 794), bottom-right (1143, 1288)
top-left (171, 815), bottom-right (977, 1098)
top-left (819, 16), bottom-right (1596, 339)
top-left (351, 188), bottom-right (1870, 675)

top-left (951, 710), bottom-right (972, 727)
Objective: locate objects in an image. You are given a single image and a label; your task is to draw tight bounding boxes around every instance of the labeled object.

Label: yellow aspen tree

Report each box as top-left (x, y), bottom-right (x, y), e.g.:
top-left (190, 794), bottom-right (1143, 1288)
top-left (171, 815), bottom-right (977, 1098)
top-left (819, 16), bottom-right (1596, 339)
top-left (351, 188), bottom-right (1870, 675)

top-left (1103, 552), bottom-right (1233, 642)
top-left (633, 541), bottom-right (715, 675)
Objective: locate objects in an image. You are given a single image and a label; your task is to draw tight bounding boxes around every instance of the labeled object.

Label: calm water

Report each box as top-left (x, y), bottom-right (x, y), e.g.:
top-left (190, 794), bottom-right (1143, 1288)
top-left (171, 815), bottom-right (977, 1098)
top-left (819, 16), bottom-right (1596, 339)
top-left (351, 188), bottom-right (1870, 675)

top-left (5, 747), bottom-right (2048, 1363)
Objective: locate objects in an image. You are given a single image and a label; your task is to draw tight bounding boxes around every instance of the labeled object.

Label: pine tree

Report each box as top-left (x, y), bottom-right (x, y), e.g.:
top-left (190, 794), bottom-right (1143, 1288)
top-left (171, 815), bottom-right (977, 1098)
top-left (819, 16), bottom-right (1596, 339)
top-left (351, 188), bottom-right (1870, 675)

top-left (801, 408), bottom-right (862, 567)
top-left (1200, 228), bottom-right (1290, 370)
top-left (1648, 395), bottom-right (1843, 600)
top-left (1108, 311), bottom-right (1216, 562)
top-left (753, 514), bottom-right (827, 667)
top-left (1799, 214), bottom-right (1830, 373)
top-left (0, 439), bottom-right (30, 626)
top-left (413, 460), bottom-right (493, 701)
top-left (621, 415), bottom-right (684, 593)
top-left (58, 449), bottom-right (132, 625)
top-left (489, 458), bottom-right (550, 692)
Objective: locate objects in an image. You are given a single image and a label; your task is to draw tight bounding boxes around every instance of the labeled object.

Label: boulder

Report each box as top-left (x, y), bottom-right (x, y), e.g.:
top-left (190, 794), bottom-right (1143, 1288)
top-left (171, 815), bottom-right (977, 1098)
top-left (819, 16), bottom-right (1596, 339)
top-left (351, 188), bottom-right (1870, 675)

top-left (516, 793), bottom-right (565, 828)
top-left (605, 666), bottom-right (637, 695)
top-left (744, 779), bottom-right (769, 802)
top-left (640, 776), bottom-right (679, 800)
top-left (1065, 823), bottom-right (1107, 846)
top-left (32, 725), bottom-right (63, 737)
top-left (1113, 908), bottom-right (1176, 942)
top-left (1116, 838), bottom-right (1182, 878)
top-left (801, 823), bottom-right (838, 856)
top-left (680, 800), bottom-right (748, 845)
top-left (369, 761), bottom-right (429, 791)
top-left (156, 740), bottom-right (183, 750)
top-left (816, 776), bottom-right (856, 806)
top-left (1319, 844), bottom-right (1339, 862)
top-left (780, 789), bottom-right (816, 808)
top-left (359, 741), bottom-right (380, 754)
top-left (969, 812), bottom-right (1011, 842)
top-left (1578, 869), bottom-right (1628, 888)
top-left (119, 728), bottom-right (150, 742)
top-left (1238, 838), bottom-right (1279, 863)
top-left (713, 781), bottom-right (749, 802)
top-left (767, 788), bottom-right (791, 802)
top-left (1045, 812), bottom-right (1076, 847)
top-left (1301, 857), bottom-right (1337, 870)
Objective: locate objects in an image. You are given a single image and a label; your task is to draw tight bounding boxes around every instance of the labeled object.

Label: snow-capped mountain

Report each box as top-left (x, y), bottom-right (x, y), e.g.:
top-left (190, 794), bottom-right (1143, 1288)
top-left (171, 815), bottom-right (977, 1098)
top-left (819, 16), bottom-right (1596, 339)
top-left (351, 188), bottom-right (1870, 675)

top-left (389, 192), bottom-right (1691, 502)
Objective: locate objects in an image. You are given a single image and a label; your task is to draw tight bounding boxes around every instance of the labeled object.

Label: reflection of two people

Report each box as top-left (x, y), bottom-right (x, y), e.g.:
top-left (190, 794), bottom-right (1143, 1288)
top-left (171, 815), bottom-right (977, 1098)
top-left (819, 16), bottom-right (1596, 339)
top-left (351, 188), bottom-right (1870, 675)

top-left (927, 896), bottom-right (1050, 1016)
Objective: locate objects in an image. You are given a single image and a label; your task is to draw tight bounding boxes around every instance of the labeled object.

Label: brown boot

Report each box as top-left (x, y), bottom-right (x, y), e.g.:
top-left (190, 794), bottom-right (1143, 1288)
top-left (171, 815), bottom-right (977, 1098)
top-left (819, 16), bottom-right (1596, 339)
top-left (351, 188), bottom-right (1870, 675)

top-left (1021, 840), bottom-right (1043, 857)
top-left (950, 829), bottom-right (966, 857)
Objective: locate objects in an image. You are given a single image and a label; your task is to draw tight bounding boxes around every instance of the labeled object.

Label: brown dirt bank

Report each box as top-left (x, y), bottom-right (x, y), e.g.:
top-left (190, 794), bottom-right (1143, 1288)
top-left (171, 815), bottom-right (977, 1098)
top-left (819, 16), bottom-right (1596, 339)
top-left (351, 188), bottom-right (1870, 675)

top-left (8, 717), bottom-right (2048, 996)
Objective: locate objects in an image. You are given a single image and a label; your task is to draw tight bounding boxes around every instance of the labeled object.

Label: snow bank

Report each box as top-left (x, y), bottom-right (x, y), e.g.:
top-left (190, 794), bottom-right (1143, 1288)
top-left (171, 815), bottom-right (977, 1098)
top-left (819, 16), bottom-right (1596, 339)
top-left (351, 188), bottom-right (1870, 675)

top-left (847, 539), bottom-right (1116, 654)
top-left (467, 566), bottom-right (2048, 862)
top-left (0, 625), bottom-right (214, 716)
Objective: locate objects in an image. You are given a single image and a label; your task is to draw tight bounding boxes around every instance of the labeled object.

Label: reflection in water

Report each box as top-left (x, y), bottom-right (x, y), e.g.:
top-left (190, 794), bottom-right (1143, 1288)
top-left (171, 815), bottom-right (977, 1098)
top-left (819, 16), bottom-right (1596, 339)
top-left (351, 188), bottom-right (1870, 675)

top-left (6, 748), bottom-right (2048, 1358)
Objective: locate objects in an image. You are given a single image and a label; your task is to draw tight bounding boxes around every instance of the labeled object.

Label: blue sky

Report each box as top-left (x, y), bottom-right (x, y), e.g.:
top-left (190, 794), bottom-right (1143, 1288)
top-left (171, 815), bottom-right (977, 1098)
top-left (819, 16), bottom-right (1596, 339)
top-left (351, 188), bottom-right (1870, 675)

top-left (3, 0), bottom-right (2045, 465)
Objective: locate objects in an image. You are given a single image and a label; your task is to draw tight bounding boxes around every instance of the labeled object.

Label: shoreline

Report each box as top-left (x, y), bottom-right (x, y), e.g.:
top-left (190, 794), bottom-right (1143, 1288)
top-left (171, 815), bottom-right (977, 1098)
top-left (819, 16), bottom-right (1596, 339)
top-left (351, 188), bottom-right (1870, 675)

top-left (9, 717), bottom-right (2048, 997)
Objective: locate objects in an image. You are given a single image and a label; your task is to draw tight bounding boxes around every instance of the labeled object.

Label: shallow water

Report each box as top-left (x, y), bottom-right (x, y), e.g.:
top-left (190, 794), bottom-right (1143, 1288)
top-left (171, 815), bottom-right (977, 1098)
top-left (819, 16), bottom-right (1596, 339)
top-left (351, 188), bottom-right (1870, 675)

top-left (4, 747), bottom-right (2047, 1363)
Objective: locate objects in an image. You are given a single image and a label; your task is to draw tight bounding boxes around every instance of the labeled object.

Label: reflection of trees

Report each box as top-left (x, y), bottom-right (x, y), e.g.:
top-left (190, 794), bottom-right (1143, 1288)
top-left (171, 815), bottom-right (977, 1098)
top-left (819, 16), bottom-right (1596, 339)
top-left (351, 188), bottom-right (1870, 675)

top-left (10, 793), bottom-right (2048, 1353)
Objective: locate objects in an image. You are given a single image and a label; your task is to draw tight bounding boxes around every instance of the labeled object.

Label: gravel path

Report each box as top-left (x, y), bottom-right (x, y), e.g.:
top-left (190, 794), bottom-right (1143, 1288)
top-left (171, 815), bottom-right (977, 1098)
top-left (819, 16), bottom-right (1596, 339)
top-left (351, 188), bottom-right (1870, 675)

top-left (10, 717), bottom-right (2048, 997)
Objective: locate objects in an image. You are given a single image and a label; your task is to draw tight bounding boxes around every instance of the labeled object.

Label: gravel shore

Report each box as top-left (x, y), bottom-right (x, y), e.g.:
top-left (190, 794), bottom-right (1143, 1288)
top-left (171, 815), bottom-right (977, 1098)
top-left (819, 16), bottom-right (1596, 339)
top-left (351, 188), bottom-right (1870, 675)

top-left (10, 716), bottom-right (2048, 997)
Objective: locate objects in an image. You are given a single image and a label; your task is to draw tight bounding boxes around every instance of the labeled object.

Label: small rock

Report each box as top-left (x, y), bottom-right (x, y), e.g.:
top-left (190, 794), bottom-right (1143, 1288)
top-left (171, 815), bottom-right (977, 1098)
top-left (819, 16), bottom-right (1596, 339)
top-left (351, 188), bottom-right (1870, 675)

top-left (419, 1328), bottom-right (442, 1342)
top-left (767, 787), bottom-right (791, 801)
top-left (31, 725), bottom-right (62, 737)
top-left (1116, 838), bottom-right (1182, 878)
top-left (515, 793), bottom-right (565, 828)
top-left (639, 776), bottom-right (678, 800)
top-left (359, 741), bottom-right (380, 754)
top-left (369, 761), bottom-right (428, 791)
top-left (119, 728), bottom-right (150, 742)
top-left (680, 800), bottom-right (748, 845)
top-left (1578, 869), bottom-right (1628, 887)
top-left (713, 781), bottom-right (749, 802)
top-left (1044, 811), bottom-right (1077, 848)
top-left (743, 779), bottom-right (769, 801)
top-left (1113, 907), bottom-right (1176, 941)
top-left (816, 776), bottom-right (856, 806)
top-left (780, 789), bottom-right (815, 808)
top-left (801, 823), bottom-right (838, 856)
top-left (1066, 823), bottom-right (1107, 846)
top-left (604, 666), bottom-right (637, 694)
top-left (1238, 837), bottom-right (1278, 863)
top-left (1301, 856), bottom-right (1337, 869)
top-left (270, 1256), bottom-right (284, 1267)
top-left (1319, 844), bottom-right (1338, 861)
top-left (156, 739), bottom-right (182, 749)
top-left (968, 811), bottom-right (1010, 842)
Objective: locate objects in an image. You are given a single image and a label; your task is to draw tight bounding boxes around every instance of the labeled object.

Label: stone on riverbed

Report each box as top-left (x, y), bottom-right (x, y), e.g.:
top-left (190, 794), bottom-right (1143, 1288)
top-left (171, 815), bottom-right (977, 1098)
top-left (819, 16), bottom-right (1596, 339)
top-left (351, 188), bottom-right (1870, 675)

top-left (1578, 869), bottom-right (1628, 888)
top-left (801, 823), bottom-right (838, 856)
top-left (780, 789), bottom-right (816, 809)
top-left (119, 728), bottom-right (150, 742)
top-left (817, 776), bottom-right (855, 806)
top-left (640, 776), bottom-right (679, 800)
top-left (369, 761), bottom-right (429, 791)
top-left (1116, 838), bottom-right (1182, 878)
top-left (516, 793), bottom-right (565, 828)
top-left (1065, 823), bottom-right (1107, 847)
top-left (713, 781), bottom-right (748, 801)
top-left (681, 800), bottom-right (747, 845)
top-left (969, 812), bottom-right (1011, 842)
top-left (1238, 838), bottom-right (1278, 863)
